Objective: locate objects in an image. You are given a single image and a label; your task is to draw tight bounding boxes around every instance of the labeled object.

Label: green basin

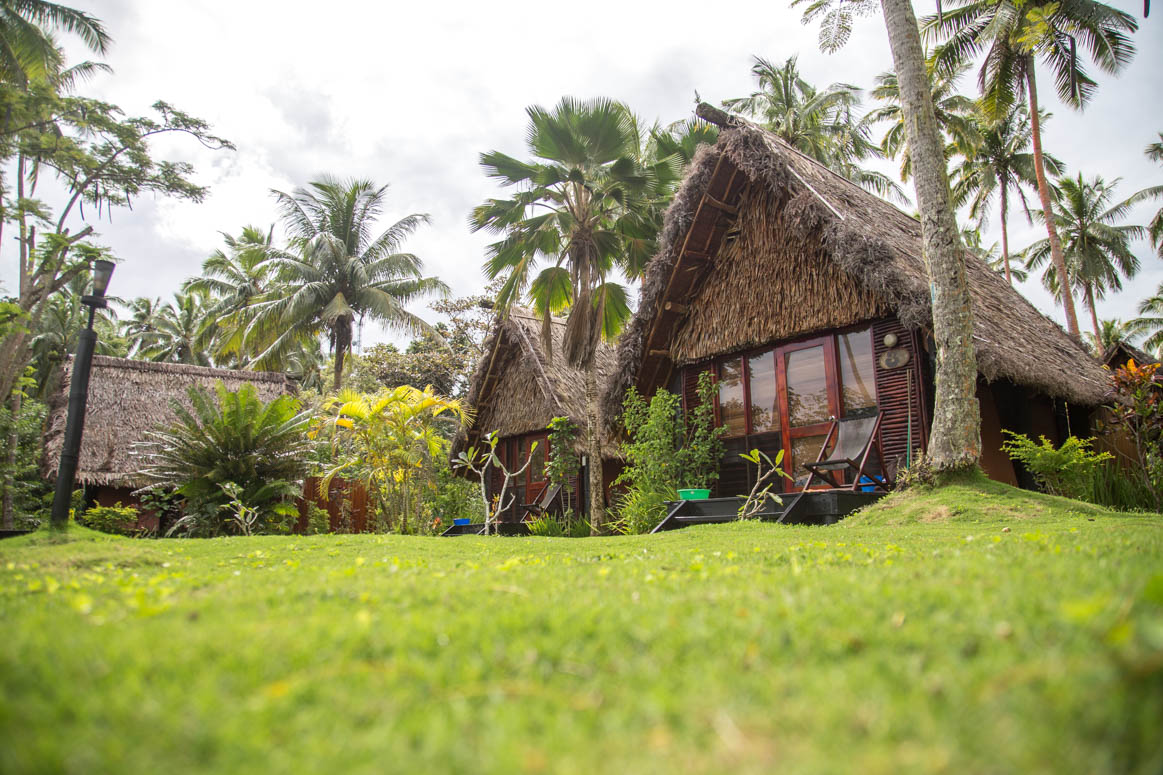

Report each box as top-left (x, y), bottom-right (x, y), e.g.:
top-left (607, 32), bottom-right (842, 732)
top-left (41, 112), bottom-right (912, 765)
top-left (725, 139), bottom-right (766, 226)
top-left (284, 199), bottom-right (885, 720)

top-left (677, 488), bottom-right (711, 500)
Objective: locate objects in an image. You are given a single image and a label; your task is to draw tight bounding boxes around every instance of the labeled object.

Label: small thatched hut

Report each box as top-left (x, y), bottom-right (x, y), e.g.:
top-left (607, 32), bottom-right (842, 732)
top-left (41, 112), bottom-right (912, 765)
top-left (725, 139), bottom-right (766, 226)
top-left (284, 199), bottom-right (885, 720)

top-left (452, 309), bottom-right (619, 521)
top-left (604, 105), bottom-right (1110, 494)
top-left (43, 356), bottom-right (291, 523)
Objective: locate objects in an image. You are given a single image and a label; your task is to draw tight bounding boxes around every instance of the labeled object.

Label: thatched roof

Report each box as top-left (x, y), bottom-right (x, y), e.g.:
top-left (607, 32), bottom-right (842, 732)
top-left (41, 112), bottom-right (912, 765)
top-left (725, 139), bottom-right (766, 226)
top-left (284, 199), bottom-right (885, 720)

top-left (604, 104), bottom-right (1111, 421)
top-left (43, 356), bottom-right (291, 488)
top-left (451, 308), bottom-right (617, 460)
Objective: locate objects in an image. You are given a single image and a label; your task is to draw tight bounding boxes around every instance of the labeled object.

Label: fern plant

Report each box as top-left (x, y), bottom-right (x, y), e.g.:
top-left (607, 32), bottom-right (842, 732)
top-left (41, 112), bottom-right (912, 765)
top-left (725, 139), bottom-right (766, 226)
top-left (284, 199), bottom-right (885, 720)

top-left (139, 382), bottom-right (314, 536)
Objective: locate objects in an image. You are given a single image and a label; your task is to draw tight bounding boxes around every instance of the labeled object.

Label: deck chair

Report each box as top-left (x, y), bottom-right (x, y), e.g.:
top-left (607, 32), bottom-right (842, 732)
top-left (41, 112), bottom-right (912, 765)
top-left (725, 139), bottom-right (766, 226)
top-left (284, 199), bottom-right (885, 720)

top-left (800, 412), bottom-right (890, 492)
top-left (521, 483), bottom-right (562, 521)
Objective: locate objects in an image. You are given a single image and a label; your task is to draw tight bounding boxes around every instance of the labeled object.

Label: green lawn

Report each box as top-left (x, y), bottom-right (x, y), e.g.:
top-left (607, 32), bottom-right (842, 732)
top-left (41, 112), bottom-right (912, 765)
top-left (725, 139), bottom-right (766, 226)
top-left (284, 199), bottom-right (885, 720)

top-left (2, 478), bottom-right (1161, 774)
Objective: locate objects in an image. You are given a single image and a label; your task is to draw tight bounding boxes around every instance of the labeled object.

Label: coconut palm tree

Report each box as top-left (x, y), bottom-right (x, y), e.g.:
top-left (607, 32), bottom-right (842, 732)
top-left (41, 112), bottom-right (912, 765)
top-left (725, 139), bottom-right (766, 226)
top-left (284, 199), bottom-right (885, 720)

top-left (1023, 174), bottom-right (1145, 340)
top-left (120, 296), bottom-right (162, 357)
top-left (1130, 284), bottom-right (1163, 356)
top-left (723, 56), bottom-right (903, 201)
top-left (0, 0), bottom-right (108, 86)
top-left (1143, 133), bottom-right (1163, 258)
top-left (1085, 318), bottom-right (1133, 357)
top-left (183, 225), bottom-right (274, 363)
top-left (867, 61), bottom-right (978, 181)
top-left (248, 177), bottom-right (446, 390)
top-left (471, 97), bottom-right (653, 531)
top-left (793, 0), bottom-right (984, 473)
top-left (924, 0), bottom-right (1139, 337)
top-left (961, 227), bottom-right (1029, 282)
top-left (138, 291), bottom-right (213, 366)
top-left (951, 103), bottom-right (1060, 284)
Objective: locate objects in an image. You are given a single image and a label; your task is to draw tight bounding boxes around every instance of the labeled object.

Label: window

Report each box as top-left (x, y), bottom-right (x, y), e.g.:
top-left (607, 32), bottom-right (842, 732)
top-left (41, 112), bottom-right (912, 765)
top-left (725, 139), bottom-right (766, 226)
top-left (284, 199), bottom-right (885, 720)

top-left (838, 328), bottom-right (876, 415)
top-left (785, 345), bottom-right (830, 427)
top-left (718, 357), bottom-right (747, 436)
top-left (748, 350), bottom-right (779, 433)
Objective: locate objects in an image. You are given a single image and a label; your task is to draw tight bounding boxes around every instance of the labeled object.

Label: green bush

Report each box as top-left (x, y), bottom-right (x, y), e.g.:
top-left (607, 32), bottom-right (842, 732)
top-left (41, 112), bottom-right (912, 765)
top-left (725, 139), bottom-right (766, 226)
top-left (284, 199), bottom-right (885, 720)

top-left (1091, 458), bottom-right (1159, 513)
top-left (78, 503), bottom-right (139, 536)
top-left (1001, 431), bottom-right (1113, 503)
top-left (304, 503), bottom-right (330, 535)
top-left (140, 382), bottom-right (313, 537)
top-left (613, 373), bottom-right (724, 534)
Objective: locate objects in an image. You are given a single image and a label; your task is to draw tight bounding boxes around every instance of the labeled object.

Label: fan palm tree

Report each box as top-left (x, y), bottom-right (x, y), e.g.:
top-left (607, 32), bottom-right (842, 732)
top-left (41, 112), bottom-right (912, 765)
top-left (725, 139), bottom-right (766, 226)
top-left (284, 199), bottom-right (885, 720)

top-left (867, 61), bottom-right (978, 181)
top-left (183, 225), bottom-right (274, 363)
top-left (471, 97), bottom-right (654, 531)
top-left (951, 103), bottom-right (1060, 284)
top-left (139, 291), bottom-right (213, 366)
top-left (723, 56), bottom-right (903, 201)
top-left (248, 177), bottom-right (446, 390)
top-left (1023, 174), bottom-right (1145, 340)
top-left (0, 0), bottom-right (108, 87)
top-left (924, 0), bottom-right (1139, 337)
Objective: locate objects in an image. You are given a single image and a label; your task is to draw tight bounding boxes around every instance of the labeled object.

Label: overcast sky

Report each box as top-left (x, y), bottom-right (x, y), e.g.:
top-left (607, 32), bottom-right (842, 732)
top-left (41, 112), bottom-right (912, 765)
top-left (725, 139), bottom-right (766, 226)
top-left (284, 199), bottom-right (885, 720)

top-left (4, 0), bottom-right (1162, 348)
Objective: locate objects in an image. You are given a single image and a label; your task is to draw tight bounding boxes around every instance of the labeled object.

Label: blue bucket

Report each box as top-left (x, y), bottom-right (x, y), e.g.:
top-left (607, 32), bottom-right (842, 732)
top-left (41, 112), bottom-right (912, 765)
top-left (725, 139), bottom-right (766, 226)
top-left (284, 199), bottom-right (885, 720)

top-left (858, 476), bottom-right (876, 493)
top-left (453, 518), bottom-right (471, 526)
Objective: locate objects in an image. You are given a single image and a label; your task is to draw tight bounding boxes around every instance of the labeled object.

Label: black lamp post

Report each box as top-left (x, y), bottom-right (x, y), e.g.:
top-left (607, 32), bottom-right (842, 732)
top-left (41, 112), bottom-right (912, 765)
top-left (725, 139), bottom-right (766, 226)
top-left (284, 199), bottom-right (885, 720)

top-left (50, 259), bottom-right (115, 530)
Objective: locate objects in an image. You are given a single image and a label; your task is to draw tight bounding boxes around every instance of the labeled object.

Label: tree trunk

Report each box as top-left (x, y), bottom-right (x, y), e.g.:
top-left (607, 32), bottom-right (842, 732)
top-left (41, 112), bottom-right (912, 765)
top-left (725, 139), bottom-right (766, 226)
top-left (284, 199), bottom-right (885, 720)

top-left (999, 179), bottom-right (1012, 285)
top-left (1085, 284), bottom-right (1102, 343)
top-left (1, 390), bottom-right (19, 529)
top-left (880, 0), bottom-right (981, 473)
top-left (1026, 63), bottom-right (1080, 338)
top-left (332, 317), bottom-right (352, 392)
top-left (585, 362), bottom-right (607, 534)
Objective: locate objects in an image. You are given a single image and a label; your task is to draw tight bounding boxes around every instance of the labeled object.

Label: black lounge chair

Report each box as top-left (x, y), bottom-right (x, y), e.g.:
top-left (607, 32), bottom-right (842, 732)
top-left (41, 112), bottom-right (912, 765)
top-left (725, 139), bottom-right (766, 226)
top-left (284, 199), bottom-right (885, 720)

top-left (800, 412), bottom-right (889, 492)
top-left (521, 483), bottom-right (562, 520)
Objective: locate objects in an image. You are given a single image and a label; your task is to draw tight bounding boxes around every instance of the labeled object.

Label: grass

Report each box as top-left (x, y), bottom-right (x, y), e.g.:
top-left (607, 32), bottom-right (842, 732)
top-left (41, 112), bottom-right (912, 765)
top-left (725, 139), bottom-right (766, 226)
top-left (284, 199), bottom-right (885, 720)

top-left (2, 477), bottom-right (1161, 774)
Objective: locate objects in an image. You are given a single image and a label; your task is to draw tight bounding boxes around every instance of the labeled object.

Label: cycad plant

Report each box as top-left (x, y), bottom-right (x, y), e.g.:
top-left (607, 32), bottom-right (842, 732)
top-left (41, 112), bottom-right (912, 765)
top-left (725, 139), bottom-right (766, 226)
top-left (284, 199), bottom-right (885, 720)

top-left (140, 382), bottom-right (314, 537)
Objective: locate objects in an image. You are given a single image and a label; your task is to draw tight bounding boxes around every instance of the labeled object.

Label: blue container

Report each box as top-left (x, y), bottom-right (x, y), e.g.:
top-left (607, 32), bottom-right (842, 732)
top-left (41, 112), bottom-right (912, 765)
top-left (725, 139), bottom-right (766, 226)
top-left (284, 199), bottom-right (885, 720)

top-left (858, 476), bottom-right (876, 493)
top-left (453, 518), bottom-right (471, 526)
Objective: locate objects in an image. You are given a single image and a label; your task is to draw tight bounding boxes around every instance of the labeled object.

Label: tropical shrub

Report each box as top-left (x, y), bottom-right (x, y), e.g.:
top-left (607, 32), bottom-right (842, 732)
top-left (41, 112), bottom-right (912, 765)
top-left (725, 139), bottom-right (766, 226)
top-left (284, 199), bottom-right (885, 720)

top-left (78, 503), bottom-right (140, 536)
top-left (1101, 360), bottom-right (1163, 510)
top-left (613, 373), bottom-right (724, 533)
top-left (318, 385), bottom-right (467, 533)
top-left (1001, 431), bottom-right (1113, 503)
top-left (140, 382), bottom-right (313, 537)
top-left (545, 416), bottom-right (580, 510)
top-left (453, 430), bottom-right (537, 536)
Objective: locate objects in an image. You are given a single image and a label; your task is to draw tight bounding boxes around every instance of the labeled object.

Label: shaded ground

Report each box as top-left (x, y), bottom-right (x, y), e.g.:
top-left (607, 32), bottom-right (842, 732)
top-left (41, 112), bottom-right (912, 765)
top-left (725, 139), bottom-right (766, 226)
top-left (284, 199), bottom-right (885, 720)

top-left (2, 478), bottom-right (1161, 774)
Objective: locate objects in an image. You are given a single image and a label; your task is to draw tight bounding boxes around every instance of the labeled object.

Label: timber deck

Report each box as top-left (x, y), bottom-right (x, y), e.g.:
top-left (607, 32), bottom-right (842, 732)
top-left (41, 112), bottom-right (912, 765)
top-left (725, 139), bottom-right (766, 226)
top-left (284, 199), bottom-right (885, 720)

top-left (650, 490), bottom-right (883, 533)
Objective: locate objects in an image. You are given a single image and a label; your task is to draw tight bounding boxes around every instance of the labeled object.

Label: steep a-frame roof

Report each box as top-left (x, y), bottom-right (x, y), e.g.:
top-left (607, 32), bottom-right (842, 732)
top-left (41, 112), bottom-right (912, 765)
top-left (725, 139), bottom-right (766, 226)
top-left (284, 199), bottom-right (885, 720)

top-left (603, 104), bottom-right (1110, 421)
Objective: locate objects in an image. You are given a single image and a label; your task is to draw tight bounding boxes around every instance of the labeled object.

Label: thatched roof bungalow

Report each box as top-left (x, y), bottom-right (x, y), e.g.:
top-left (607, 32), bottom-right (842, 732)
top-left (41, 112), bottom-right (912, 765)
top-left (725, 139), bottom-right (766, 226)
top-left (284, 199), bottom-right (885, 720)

top-left (44, 356), bottom-right (291, 510)
top-left (453, 309), bottom-right (618, 521)
top-left (604, 105), bottom-right (1110, 494)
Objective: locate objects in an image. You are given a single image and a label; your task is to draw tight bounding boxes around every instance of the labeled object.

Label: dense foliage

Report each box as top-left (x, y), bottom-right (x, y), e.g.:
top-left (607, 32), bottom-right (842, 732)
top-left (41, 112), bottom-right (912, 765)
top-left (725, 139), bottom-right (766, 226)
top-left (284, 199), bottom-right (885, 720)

top-left (613, 373), bottom-right (724, 534)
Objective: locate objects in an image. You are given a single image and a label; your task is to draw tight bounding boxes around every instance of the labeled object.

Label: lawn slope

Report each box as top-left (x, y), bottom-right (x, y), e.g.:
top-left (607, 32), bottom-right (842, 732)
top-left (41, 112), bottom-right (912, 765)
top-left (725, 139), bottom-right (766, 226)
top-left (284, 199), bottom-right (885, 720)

top-left (2, 480), bottom-right (1161, 774)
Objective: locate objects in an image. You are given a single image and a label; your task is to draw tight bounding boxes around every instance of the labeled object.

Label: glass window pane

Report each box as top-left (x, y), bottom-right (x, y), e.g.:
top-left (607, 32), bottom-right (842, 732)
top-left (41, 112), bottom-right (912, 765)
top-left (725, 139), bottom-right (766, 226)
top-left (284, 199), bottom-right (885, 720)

top-left (748, 350), bottom-right (779, 434)
top-left (529, 439), bottom-right (547, 481)
top-left (838, 329), bottom-right (876, 415)
top-left (791, 434), bottom-right (834, 486)
top-left (718, 357), bottom-right (747, 436)
top-left (785, 346), bottom-right (830, 427)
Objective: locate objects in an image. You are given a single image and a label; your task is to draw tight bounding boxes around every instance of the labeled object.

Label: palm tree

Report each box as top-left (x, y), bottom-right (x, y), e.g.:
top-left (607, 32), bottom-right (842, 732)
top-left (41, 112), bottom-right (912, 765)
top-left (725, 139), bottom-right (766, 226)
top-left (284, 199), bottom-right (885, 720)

top-left (471, 97), bottom-right (652, 530)
top-left (723, 56), bottom-right (903, 201)
top-left (183, 225), bottom-right (274, 363)
top-left (0, 0), bottom-right (108, 86)
top-left (867, 61), bottom-right (978, 181)
top-left (1129, 284), bottom-right (1163, 356)
top-left (951, 103), bottom-right (1060, 284)
top-left (139, 291), bottom-right (212, 366)
top-left (1023, 174), bottom-right (1145, 340)
top-left (961, 227), bottom-right (1029, 282)
top-left (924, 0), bottom-right (1139, 337)
top-left (120, 296), bottom-right (161, 357)
top-left (793, 0), bottom-right (983, 473)
top-left (249, 177), bottom-right (446, 390)
top-left (1143, 133), bottom-right (1163, 258)
top-left (1085, 318), bottom-right (1133, 357)
top-left (28, 273), bottom-right (120, 396)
